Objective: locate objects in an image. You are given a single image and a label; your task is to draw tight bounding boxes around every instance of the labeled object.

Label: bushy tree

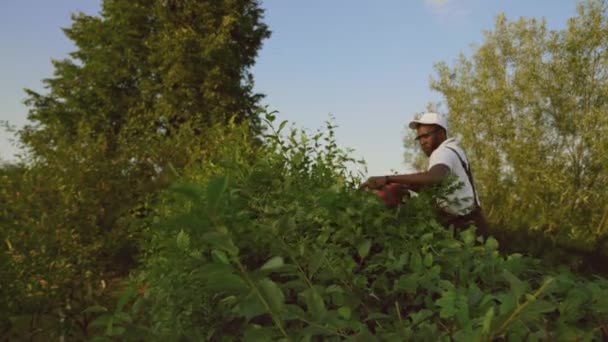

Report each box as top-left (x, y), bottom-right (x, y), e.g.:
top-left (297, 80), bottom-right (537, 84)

top-left (2, 0), bottom-right (270, 337)
top-left (429, 0), bottom-right (608, 255)
top-left (89, 116), bottom-right (608, 341)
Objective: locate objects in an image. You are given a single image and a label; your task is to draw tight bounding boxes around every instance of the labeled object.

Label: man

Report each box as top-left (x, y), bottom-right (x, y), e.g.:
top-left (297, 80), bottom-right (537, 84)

top-left (360, 112), bottom-right (489, 237)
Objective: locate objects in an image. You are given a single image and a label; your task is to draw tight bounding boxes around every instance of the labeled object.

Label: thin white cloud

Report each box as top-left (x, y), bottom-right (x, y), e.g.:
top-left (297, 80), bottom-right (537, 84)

top-left (425, 0), bottom-right (471, 20)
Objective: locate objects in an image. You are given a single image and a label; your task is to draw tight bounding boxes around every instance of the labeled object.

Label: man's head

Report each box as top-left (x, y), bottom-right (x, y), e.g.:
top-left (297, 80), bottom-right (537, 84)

top-left (408, 112), bottom-right (448, 157)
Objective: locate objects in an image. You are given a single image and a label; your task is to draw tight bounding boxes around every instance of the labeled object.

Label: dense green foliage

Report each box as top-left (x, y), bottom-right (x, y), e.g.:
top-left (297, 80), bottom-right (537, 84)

top-left (84, 116), bottom-right (608, 340)
top-left (1, 0), bottom-right (269, 339)
top-left (3, 0), bottom-right (608, 339)
top-left (429, 0), bottom-right (608, 257)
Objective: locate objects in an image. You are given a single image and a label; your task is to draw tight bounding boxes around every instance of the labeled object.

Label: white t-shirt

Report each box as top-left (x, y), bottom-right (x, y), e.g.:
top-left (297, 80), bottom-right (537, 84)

top-left (428, 138), bottom-right (479, 216)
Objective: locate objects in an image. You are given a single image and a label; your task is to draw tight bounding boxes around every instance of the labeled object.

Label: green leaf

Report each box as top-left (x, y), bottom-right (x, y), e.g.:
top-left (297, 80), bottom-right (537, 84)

top-left (90, 314), bottom-right (112, 328)
top-left (283, 279), bottom-right (307, 291)
top-left (365, 312), bottom-right (392, 321)
top-left (302, 288), bottom-right (326, 321)
top-left (260, 256), bottom-right (284, 272)
top-left (115, 311), bottom-right (133, 324)
top-left (265, 111), bottom-right (277, 122)
top-left (506, 329), bottom-right (526, 342)
top-left (503, 269), bottom-right (527, 300)
top-left (409, 309), bottom-right (433, 324)
top-left (211, 249), bottom-right (230, 264)
top-left (238, 292), bottom-right (268, 322)
top-left (559, 288), bottom-right (587, 321)
top-left (395, 274), bottom-right (419, 294)
top-left (105, 316), bottom-right (115, 336)
top-left (358, 240), bottom-right (372, 260)
top-left (89, 337), bottom-right (112, 342)
top-left (308, 250), bottom-right (325, 278)
top-left (328, 310), bottom-right (352, 328)
top-left (206, 273), bottom-right (248, 293)
top-left (203, 232), bottom-right (238, 255)
top-left (109, 326), bottom-right (126, 337)
top-left (388, 252), bottom-right (408, 271)
top-left (244, 325), bottom-right (275, 342)
top-left (354, 328), bottom-right (378, 341)
top-left (485, 237), bottom-right (499, 251)
top-left (338, 306), bottom-right (351, 319)
top-left (460, 228), bottom-right (476, 245)
top-left (300, 325), bottom-right (333, 337)
top-left (83, 305), bottom-right (108, 314)
top-left (410, 252), bottom-right (423, 273)
top-left (115, 285), bottom-right (135, 313)
top-left (258, 278), bottom-right (285, 314)
top-left (176, 230), bottom-right (190, 251)
top-left (423, 253), bottom-right (433, 267)
top-left (435, 287), bottom-right (470, 327)
top-left (382, 331), bottom-right (413, 341)
top-left (436, 290), bottom-right (458, 319)
top-left (421, 232), bottom-right (434, 243)
top-left (519, 300), bottom-right (556, 320)
top-left (206, 175), bottom-right (228, 211)
top-left (554, 322), bottom-right (587, 341)
top-left (277, 120), bottom-right (288, 133)
top-left (453, 328), bottom-right (481, 342)
top-left (325, 285), bottom-right (344, 293)
top-left (284, 304), bottom-right (306, 320)
top-left (496, 293), bottom-right (516, 319)
top-left (169, 183), bottom-right (205, 201)
top-left (481, 306), bottom-right (494, 335)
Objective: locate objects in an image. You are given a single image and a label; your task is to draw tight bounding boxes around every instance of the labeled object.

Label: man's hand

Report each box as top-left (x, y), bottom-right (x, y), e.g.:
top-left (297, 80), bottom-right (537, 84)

top-left (359, 176), bottom-right (388, 191)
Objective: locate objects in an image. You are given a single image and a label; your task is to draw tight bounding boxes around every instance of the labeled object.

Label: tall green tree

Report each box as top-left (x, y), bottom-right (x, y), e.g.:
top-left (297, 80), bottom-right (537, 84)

top-left (18, 0), bottom-right (270, 235)
top-left (429, 0), bottom-right (608, 254)
top-left (2, 0), bottom-right (270, 336)
top-left (23, 0), bottom-right (270, 156)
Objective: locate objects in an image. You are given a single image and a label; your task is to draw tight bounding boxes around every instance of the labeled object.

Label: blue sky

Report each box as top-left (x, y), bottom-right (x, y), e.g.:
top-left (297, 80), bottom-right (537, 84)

top-left (0, 0), bottom-right (579, 175)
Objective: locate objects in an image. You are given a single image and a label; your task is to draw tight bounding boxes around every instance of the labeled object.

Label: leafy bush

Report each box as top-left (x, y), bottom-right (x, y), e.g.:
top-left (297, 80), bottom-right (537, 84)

top-left (430, 0), bottom-right (608, 258)
top-left (124, 115), bottom-right (608, 340)
top-left (0, 120), bottom-right (255, 340)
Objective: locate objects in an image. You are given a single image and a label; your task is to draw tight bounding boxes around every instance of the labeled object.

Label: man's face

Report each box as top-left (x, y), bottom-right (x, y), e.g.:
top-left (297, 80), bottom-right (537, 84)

top-left (415, 124), bottom-right (443, 157)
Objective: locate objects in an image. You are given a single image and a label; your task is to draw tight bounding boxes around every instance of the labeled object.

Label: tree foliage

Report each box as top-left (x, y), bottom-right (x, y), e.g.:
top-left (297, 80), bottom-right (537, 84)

top-left (1, 0), bottom-right (270, 338)
top-left (23, 0), bottom-right (270, 151)
top-left (429, 0), bottom-right (608, 255)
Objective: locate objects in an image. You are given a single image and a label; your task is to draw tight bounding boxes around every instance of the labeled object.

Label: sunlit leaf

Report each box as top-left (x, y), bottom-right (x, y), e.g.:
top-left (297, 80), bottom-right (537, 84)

top-left (481, 306), bottom-right (494, 335)
top-left (260, 256), bottom-right (284, 272)
top-left (211, 249), bottom-right (230, 264)
top-left (338, 306), bottom-right (351, 319)
top-left (358, 240), bottom-right (372, 260)
top-left (176, 230), bottom-right (190, 251)
top-left (423, 253), bottom-right (433, 267)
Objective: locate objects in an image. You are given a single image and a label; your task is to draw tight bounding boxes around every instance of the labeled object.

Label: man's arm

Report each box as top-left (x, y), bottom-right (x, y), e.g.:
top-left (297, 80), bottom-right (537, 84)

top-left (360, 164), bottom-right (450, 191)
top-left (387, 164), bottom-right (450, 191)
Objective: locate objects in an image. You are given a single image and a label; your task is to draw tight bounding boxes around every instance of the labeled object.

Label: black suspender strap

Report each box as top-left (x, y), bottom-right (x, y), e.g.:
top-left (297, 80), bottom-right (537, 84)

top-left (444, 146), bottom-right (480, 208)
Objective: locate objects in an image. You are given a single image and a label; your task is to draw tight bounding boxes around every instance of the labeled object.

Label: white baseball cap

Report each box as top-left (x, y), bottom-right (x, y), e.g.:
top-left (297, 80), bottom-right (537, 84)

top-left (408, 112), bottom-right (448, 132)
